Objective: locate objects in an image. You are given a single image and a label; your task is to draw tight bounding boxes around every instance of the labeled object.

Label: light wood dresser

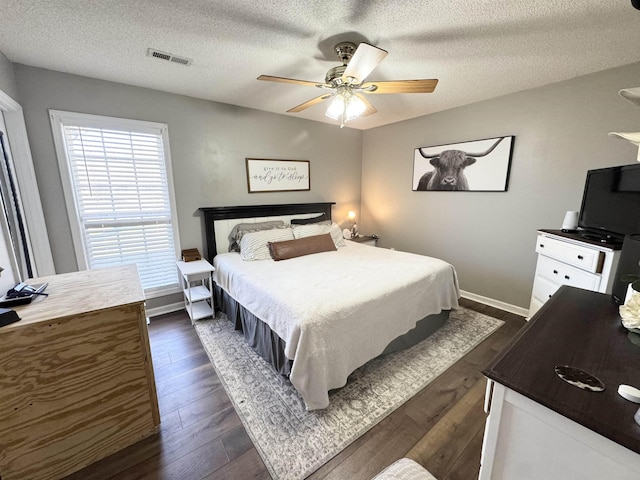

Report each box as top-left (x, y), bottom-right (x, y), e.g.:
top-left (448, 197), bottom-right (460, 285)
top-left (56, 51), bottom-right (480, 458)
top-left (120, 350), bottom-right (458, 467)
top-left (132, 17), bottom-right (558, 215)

top-left (0, 265), bottom-right (159, 480)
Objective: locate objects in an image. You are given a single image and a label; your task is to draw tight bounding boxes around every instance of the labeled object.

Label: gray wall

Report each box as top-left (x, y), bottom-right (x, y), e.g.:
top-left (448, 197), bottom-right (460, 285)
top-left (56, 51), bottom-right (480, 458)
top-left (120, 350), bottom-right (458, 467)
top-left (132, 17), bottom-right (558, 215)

top-left (14, 65), bottom-right (363, 308)
top-left (0, 50), bottom-right (18, 101)
top-left (361, 62), bottom-right (640, 309)
top-left (13, 61), bottom-right (640, 312)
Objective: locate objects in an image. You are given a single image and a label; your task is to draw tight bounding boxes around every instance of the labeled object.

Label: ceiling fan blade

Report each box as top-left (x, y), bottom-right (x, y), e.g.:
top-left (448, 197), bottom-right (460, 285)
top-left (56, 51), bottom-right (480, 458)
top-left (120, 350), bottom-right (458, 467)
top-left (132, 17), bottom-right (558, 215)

top-left (361, 79), bottom-right (439, 94)
top-left (342, 43), bottom-right (388, 84)
top-left (257, 75), bottom-right (326, 88)
top-left (287, 94), bottom-right (334, 113)
top-left (354, 93), bottom-right (377, 117)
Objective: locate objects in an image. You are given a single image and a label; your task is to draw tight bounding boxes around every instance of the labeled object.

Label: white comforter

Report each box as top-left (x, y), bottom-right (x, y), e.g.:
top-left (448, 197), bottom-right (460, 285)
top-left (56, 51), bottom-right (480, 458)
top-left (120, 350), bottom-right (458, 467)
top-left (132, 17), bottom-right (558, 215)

top-left (213, 242), bottom-right (459, 410)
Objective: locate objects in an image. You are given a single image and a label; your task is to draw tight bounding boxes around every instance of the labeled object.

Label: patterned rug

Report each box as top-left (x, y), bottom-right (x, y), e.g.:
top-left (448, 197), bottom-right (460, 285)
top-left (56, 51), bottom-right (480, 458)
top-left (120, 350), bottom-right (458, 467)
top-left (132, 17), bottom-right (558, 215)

top-left (194, 308), bottom-right (503, 480)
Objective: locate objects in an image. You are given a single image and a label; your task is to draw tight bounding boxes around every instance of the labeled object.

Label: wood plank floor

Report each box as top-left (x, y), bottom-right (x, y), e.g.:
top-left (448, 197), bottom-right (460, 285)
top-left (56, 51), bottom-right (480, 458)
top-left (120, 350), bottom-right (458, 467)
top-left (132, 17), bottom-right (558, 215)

top-left (65, 298), bottom-right (525, 480)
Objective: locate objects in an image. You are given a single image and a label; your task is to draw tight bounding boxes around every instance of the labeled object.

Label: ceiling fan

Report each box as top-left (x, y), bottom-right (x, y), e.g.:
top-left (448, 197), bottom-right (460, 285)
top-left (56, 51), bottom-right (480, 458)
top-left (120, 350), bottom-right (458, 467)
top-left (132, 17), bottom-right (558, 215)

top-left (257, 42), bottom-right (438, 127)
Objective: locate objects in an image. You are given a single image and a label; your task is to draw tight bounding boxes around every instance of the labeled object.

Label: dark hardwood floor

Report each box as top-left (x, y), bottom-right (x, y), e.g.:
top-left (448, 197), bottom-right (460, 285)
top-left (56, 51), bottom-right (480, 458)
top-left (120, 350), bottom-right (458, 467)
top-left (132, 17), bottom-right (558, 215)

top-left (65, 298), bottom-right (525, 480)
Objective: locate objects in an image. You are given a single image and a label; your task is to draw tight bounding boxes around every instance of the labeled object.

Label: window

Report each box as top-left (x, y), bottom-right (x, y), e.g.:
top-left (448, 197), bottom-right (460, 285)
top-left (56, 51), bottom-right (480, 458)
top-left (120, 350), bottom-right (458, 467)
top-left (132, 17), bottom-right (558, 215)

top-left (50, 111), bottom-right (180, 297)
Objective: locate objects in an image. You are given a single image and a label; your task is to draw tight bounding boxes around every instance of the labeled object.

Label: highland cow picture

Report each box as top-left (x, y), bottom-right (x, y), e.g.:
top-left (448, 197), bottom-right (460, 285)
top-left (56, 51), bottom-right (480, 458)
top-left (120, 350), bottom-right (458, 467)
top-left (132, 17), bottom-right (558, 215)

top-left (412, 136), bottom-right (514, 192)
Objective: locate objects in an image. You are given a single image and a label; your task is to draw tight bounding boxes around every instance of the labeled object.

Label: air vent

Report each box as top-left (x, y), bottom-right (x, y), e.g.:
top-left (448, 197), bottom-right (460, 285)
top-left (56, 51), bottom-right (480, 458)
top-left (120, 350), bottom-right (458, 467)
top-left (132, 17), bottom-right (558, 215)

top-left (147, 48), bottom-right (192, 66)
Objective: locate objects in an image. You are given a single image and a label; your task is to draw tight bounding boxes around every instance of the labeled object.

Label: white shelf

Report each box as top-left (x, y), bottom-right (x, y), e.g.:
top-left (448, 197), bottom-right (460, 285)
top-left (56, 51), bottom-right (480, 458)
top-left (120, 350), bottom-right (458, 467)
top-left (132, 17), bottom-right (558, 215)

top-left (189, 301), bottom-right (213, 321)
top-left (184, 285), bottom-right (211, 302)
top-left (176, 259), bottom-right (215, 276)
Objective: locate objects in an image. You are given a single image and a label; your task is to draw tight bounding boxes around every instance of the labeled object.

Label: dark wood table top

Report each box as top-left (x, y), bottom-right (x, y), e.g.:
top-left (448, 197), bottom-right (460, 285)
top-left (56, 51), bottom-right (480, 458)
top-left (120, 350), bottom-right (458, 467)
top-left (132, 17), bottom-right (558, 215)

top-left (483, 286), bottom-right (640, 454)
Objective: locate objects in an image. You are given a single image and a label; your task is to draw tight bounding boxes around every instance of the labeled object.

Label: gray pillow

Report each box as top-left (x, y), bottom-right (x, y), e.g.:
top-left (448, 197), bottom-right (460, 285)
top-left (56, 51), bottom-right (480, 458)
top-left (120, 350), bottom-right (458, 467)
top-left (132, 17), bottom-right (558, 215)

top-left (228, 220), bottom-right (285, 252)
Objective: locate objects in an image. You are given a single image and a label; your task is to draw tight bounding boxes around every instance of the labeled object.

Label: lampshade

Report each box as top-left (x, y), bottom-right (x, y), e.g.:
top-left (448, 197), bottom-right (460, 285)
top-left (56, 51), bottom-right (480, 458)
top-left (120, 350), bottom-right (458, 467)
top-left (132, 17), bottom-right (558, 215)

top-left (325, 95), bottom-right (345, 119)
top-left (347, 211), bottom-right (356, 220)
top-left (325, 90), bottom-right (366, 127)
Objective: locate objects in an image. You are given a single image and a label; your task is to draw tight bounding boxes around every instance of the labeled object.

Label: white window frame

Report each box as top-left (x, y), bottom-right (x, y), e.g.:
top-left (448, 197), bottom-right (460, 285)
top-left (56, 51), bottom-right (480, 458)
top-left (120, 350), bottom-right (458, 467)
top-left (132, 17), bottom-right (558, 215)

top-left (49, 110), bottom-right (181, 298)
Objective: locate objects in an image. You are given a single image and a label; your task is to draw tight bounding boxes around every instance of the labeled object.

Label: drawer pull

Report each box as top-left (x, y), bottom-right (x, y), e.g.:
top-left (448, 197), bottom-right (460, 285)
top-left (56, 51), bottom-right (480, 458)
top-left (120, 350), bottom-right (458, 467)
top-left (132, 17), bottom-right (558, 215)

top-left (540, 244), bottom-right (545, 248)
top-left (577, 255), bottom-right (584, 260)
top-left (553, 270), bottom-right (558, 274)
top-left (564, 275), bottom-right (570, 280)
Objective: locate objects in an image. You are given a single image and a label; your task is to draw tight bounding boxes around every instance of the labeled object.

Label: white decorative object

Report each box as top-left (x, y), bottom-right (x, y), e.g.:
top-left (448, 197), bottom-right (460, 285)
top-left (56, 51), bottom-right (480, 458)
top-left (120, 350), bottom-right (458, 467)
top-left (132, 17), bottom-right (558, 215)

top-left (561, 210), bottom-right (578, 231)
top-left (609, 87), bottom-right (640, 161)
top-left (625, 282), bottom-right (636, 304)
top-left (342, 228), bottom-right (352, 239)
top-left (346, 210), bottom-right (357, 237)
top-left (619, 288), bottom-right (640, 330)
top-left (617, 384), bottom-right (640, 403)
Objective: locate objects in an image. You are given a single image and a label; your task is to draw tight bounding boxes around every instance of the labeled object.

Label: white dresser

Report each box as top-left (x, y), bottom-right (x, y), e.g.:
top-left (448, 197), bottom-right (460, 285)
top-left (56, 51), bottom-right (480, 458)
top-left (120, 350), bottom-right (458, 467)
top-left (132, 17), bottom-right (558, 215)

top-left (481, 287), bottom-right (640, 480)
top-left (528, 230), bottom-right (620, 317)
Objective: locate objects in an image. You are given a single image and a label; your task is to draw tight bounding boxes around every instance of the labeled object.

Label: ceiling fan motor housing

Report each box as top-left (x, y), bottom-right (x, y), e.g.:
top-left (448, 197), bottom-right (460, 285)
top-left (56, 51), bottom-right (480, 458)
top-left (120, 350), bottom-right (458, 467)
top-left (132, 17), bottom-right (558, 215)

top-left (334, 42), bottom-right (357, 65)
top-left (325, 65), bottom-right (347, 84)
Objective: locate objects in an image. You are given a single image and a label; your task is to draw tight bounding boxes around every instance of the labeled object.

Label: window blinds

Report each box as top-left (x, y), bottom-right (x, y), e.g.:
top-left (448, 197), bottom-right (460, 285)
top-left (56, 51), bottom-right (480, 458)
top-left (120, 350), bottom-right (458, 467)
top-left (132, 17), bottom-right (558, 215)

top-left (62, 125), bottom-right (178, 291)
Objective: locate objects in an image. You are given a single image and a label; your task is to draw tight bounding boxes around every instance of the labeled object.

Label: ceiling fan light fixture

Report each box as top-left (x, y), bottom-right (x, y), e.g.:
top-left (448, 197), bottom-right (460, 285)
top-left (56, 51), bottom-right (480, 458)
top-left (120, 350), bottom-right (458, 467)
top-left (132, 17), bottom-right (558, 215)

top-left (258, 41), bottom-right (438, 123)
top-left (345, 94), bottom-right (366, 120)
top-left (325, 89), bottom-right (366, 127)
top-left (325, 94), bottom-right (345, 120)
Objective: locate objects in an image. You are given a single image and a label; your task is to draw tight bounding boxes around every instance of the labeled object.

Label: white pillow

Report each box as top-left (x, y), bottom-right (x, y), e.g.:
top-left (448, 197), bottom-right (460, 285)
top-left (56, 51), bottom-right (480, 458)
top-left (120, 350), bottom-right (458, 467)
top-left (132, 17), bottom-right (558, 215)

top-left (240, 228), bottom-right (295, 260)
top-left (293, 223), bottom-right (345, 247)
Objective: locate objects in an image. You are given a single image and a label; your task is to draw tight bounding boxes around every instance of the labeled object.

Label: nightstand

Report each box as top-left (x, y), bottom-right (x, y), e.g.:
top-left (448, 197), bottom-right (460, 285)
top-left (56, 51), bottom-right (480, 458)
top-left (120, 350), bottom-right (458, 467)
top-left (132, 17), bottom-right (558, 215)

top-left (348, 235), bottom-right (378, 247)
top-left (176, 259), bottom-right (215, 324)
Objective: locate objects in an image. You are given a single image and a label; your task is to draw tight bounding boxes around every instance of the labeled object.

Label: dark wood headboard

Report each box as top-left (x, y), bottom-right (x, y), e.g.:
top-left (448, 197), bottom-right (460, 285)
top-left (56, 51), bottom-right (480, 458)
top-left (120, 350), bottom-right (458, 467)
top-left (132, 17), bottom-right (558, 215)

top-left (199, 202), bottom-right (335, 262)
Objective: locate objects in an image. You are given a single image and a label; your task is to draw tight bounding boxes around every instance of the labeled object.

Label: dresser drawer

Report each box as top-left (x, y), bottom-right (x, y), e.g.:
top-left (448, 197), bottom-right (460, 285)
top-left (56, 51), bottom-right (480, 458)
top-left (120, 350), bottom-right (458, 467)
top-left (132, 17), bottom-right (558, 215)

top-left (535, 255), bottom-right (601, 291)
top-left (535, 235), bottom-right (604, 273)
top-left (531, 275), bottom-right (562, 304)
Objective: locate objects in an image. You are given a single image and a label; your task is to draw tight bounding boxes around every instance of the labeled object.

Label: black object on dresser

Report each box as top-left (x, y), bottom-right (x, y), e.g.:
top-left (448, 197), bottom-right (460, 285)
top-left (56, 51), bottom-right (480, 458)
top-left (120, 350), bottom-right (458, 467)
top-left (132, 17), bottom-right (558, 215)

top-left (0, 308), bottom-right (20, 327)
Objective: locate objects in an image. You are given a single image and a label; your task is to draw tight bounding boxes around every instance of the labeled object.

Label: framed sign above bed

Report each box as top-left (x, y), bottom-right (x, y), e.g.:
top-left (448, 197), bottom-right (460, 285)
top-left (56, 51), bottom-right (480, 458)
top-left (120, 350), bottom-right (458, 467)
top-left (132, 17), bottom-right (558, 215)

top-left (246, 158), bottom-right (310, 193)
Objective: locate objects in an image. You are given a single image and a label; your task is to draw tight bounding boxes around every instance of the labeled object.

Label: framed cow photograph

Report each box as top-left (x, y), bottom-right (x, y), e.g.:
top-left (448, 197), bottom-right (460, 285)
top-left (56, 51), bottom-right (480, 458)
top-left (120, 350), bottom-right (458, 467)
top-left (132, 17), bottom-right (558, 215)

top-left (412, 136), bottom-right (515, 192)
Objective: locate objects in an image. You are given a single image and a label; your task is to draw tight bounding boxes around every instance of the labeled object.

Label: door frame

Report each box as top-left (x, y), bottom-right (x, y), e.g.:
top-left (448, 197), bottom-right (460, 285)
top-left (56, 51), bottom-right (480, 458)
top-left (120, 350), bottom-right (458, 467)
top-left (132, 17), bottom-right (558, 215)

top-left (0, 89), bottom-right (55, 277)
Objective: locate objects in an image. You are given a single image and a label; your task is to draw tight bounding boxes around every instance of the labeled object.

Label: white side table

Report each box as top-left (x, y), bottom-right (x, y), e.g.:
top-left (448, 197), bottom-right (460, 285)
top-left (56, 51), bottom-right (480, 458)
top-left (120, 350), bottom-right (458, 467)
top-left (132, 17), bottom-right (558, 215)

top-left (176, 259), bottom-right (215, 324)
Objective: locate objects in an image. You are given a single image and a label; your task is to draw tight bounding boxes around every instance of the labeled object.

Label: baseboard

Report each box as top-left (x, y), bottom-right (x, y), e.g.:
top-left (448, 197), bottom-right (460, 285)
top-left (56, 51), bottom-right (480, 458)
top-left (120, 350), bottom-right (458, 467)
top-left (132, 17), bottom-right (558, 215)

top-left (460, 290), bottom-right (529, 318)
top-left (146, 302), bottom-right (185, 319)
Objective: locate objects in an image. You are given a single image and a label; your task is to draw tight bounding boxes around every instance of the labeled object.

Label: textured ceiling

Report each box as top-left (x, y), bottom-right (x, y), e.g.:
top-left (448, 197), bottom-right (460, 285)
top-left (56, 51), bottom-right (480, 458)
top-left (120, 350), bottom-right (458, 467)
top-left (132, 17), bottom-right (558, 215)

top-left (1, 1), bottom-right (640, 130)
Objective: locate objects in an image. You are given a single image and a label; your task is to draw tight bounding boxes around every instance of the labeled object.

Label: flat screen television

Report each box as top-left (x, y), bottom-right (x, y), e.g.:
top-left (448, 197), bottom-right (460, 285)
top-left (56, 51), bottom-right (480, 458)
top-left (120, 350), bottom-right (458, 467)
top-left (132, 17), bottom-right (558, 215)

top-left (578, 163), bottom-right (640, 245)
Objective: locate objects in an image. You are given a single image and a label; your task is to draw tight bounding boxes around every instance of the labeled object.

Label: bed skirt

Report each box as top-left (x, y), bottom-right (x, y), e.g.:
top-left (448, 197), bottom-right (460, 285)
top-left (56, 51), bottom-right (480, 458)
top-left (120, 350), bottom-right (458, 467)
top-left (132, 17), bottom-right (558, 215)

top-left (213, 284), bottom-right (450, 378)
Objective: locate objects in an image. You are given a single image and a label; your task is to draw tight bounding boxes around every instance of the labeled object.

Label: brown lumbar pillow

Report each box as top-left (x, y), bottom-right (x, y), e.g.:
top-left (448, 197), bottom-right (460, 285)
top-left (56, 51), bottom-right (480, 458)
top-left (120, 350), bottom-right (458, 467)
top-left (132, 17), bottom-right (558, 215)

top-left (268, 233), bottom-right (337, 261)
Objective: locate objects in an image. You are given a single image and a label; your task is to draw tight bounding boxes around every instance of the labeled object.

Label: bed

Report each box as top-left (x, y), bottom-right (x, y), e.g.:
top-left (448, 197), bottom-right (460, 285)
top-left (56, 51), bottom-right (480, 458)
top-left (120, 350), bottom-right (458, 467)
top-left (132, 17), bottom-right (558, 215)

top-left (199, 202), bottom-right (460, 410)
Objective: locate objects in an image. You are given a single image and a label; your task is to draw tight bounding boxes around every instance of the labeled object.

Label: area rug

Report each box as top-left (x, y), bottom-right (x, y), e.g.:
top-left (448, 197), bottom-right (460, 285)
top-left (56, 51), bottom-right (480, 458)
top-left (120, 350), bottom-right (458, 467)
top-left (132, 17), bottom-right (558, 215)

top-left (194, 308), bottom-right (503, 480)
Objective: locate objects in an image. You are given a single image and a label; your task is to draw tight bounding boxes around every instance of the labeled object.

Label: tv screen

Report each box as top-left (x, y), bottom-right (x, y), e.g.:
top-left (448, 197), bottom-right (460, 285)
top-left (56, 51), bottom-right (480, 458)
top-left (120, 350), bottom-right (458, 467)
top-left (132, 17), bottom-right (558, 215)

top-left (578, 164), bottom-right (640, 243)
